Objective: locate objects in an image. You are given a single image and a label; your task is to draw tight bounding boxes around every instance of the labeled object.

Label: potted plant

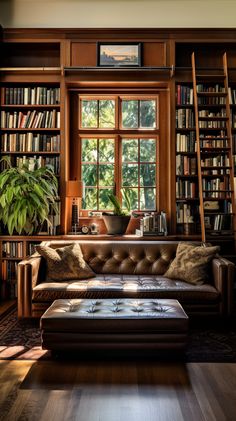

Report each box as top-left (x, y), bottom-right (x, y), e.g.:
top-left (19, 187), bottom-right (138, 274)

top-left (102, 190), bottom-right (131, 235)
top-left (0, 156), bottom-right (59, 235)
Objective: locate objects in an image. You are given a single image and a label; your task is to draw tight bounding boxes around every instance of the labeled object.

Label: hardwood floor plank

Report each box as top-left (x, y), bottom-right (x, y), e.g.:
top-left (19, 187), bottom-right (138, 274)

top-left (0, 360), bottom-right (236, 421)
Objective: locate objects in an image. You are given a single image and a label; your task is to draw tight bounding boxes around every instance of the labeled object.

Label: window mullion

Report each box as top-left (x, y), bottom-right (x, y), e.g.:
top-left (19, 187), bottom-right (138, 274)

top-left (97, 100), bottom-right (99, 129)
top-left (115, 135), bottom-right (121, 202)
top-left (97, 138), bottom-right (99, 210)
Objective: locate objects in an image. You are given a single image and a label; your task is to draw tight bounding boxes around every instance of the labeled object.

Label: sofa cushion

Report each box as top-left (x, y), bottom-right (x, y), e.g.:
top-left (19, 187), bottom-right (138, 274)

top-left (36, 243), bottom-right (95, 282)
top-left (164, 243), bottom-right (220, 285)
top-left (32, 274), bottom-right (220, 303)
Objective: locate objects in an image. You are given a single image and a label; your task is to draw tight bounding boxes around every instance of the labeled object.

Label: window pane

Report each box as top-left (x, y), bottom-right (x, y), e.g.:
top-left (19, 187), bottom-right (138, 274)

top-left (140, 139), bottom-right (156, 162)
top-left (140, 188), bottom-right (156, 210)
top-left (122, 188), bottom-right (138, 210)
top-left (83, 188), bottom-right (97, 209)
top-left (99, 188), bottom-right (114, 209)
top-left (82, 164), bottom-right (97, 186)
top-left (140, 100), bottom-right (156, 128)
top-left (140, 164), bottom-right (156, 186)
top-left (122, 138), bottom-right (138, 162)
top-left (122, 164), bottom-right (138, 186)
top-left (81, 138), bottom-right (97, 162)
top-left (99, 138), bottom-right (114, 163)
top-left (122, 100), bottom-right (138, 128)
top-left (99, 164), bottom-right (114, 186)
top-left (99, 100), bottom-right (115, 128)
top-left (81, 100), bottom-right (98, 128)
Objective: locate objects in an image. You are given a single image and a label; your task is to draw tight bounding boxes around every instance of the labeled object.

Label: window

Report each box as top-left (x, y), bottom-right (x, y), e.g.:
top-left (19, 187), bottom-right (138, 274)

top-left (79, 95), bottom-right (158, 212)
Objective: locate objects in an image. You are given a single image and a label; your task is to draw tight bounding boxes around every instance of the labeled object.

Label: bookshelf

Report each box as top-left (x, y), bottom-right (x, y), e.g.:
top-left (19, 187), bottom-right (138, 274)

top-left (191, 52), bottom-right (236, 243)
top-left (175, 83), bottom-right (200, 235)
top-left (1, 28), bottom-right (236, 301)
top-left (0, 40), bottom-right (62, 301)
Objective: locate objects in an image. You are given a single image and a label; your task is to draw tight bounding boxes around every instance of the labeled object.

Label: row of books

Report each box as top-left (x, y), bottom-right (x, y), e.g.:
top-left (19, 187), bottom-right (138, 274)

top-left (201, 156), bottom-right (230, 167)
top-left (1, 133), bottom-right (60, 153)
top-left (1, 261), bottom-right (18, 300)
top-left (206, 214), bottom-right (233, 232)
top-left (1, 110), bottom-right (60, 129)
top-left (199, 110), bottom-right (226, 117)
top-left (202, 178), bottom-right (230, 191)
top-left (2, 241), bottom-right (23, 258)
top-left (16, 155), bottom-right (60, 174)
top-left (202, 168), bottom-right (230, 176)
top-left (176, 133), bottom-right (196, 152)
top-left (4, 86), bottom-right (60, 105)
top-left (199, 121), bottom-right (226, 129)
top-left (176, 85), bottom-right (193, 105)
top-left (176, 108), bottom-right (195, 128)
top-left (200, 135), bottom-right (229, 149)
top-left (203, 199), bottom-right (232, 213)
top-left (176, 180), bottom-right (197, 198)
top-left (176, 155), bottom-right (197, 176)
top-left (196, 84), bottom-right (225, 93)
top-left (231, 114), bottom-right (236, 128)
top-left (177, 84), bottom-right (236, 105)
top-left (176, 203), bottom-right (199, 224)
top-left (202, 180), bottom-right (230, 198)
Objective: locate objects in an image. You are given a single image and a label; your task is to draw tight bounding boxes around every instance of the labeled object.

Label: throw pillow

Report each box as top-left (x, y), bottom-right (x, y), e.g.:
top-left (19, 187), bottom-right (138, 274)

top-left (164, 243), bottom-right (220, 285)
top-left (36, 243), bottom-right (95, 281)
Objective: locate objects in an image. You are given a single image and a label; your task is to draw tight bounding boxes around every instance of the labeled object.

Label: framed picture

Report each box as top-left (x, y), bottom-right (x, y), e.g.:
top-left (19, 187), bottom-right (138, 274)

top-left (97, 42), bottom-right (142, 67)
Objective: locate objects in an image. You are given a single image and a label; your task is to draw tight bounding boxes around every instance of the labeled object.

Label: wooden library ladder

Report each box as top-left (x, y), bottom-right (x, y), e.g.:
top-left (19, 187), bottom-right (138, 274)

top-left (191, 51), bottom-right (236, 244)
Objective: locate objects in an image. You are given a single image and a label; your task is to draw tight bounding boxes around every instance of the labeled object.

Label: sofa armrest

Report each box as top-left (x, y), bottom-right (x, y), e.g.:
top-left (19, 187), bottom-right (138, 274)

top-left (17, 255), bottom-right (42, 318)
top-left (212, 257), bottom-right (235, 316)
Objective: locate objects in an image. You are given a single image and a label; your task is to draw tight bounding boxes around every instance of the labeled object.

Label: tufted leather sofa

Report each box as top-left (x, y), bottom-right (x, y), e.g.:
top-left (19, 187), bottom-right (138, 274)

top-left (17, 240), bottom-right (235, 318)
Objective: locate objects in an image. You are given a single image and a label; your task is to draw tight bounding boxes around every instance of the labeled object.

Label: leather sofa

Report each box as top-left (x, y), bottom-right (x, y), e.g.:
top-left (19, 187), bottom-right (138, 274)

top-left (17, 240), bottom-right (235, 318)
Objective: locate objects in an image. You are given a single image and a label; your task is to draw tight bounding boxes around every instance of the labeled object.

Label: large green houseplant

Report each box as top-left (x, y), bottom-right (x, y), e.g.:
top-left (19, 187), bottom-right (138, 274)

top-left (0, 157), bottom-right (58, 235)
top-left (102, 190), bottom-right (131, 235)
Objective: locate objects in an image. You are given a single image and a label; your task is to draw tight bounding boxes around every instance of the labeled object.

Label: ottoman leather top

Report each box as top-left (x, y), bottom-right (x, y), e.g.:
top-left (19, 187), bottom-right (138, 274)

top-left (40, 298), bottom-right (188, 333)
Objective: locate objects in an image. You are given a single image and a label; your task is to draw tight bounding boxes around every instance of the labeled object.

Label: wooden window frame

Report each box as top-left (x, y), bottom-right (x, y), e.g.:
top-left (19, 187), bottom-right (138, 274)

top-left (78, 94), bottom-right (159, 213)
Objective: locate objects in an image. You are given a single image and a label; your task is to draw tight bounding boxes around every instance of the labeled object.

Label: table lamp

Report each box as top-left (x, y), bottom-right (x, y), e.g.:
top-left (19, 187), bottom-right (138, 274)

top-left (66, 180), bottom-right (83, 234)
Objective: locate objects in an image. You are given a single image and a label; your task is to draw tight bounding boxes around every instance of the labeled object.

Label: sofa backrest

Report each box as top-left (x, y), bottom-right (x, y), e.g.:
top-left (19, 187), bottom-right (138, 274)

top-left (40, 240), bottom-right (183, 275)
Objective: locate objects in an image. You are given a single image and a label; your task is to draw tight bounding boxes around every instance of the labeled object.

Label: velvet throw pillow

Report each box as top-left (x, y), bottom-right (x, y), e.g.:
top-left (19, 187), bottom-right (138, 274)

top-left (36, 243), bottom-right (95, 282)
top-left (164, 243), bottom-right (220, 285)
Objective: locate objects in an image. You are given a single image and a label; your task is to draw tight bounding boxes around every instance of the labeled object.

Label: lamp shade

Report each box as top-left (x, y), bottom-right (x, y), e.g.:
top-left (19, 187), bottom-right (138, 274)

top-left (66, 180), bottom-right (83, 198)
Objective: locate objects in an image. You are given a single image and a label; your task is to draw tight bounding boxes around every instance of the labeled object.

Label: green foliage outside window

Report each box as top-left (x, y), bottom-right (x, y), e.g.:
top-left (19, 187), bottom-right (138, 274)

top-left (80, 96), bottom-right (158, 211)
top-left (81, 99), bottom-right (115, 128)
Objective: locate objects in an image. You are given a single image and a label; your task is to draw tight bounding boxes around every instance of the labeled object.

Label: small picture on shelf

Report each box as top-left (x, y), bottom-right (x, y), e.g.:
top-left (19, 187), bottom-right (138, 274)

top-left (97, 43), bottom-right (142, 67)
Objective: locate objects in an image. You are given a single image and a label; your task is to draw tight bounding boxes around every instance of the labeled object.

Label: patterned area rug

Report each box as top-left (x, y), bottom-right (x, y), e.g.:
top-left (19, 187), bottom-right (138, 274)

top-left (0, 309), bottom-right (236, 361)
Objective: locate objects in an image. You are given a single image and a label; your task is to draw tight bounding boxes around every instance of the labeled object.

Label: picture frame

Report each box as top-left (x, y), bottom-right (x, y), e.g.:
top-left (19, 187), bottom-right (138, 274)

top-left (97, 42), bottom-right (142, 67)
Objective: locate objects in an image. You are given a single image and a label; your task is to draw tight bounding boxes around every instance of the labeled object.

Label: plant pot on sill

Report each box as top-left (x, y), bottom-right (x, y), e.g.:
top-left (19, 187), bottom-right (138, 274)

top-left (102, 214), bottom-right (131, 235)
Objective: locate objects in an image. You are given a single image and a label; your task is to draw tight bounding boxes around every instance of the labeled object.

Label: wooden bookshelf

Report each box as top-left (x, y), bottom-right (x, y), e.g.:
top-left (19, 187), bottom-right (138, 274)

top-left (1, 28), bottom-right (236, 301)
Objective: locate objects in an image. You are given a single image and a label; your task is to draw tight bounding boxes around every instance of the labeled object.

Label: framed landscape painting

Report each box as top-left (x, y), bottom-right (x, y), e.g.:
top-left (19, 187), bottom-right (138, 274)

top-left (97, 43), bottom-right (142, 67)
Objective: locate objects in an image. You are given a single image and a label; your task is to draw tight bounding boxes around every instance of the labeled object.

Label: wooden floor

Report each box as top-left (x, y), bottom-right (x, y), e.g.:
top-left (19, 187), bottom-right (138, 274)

top-left (0, 360), bottom-right (236, 421)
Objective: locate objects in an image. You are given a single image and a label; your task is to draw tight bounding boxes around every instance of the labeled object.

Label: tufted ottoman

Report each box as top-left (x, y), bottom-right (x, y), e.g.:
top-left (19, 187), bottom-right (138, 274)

top-left (40, 298), bottom-right (189, 353)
